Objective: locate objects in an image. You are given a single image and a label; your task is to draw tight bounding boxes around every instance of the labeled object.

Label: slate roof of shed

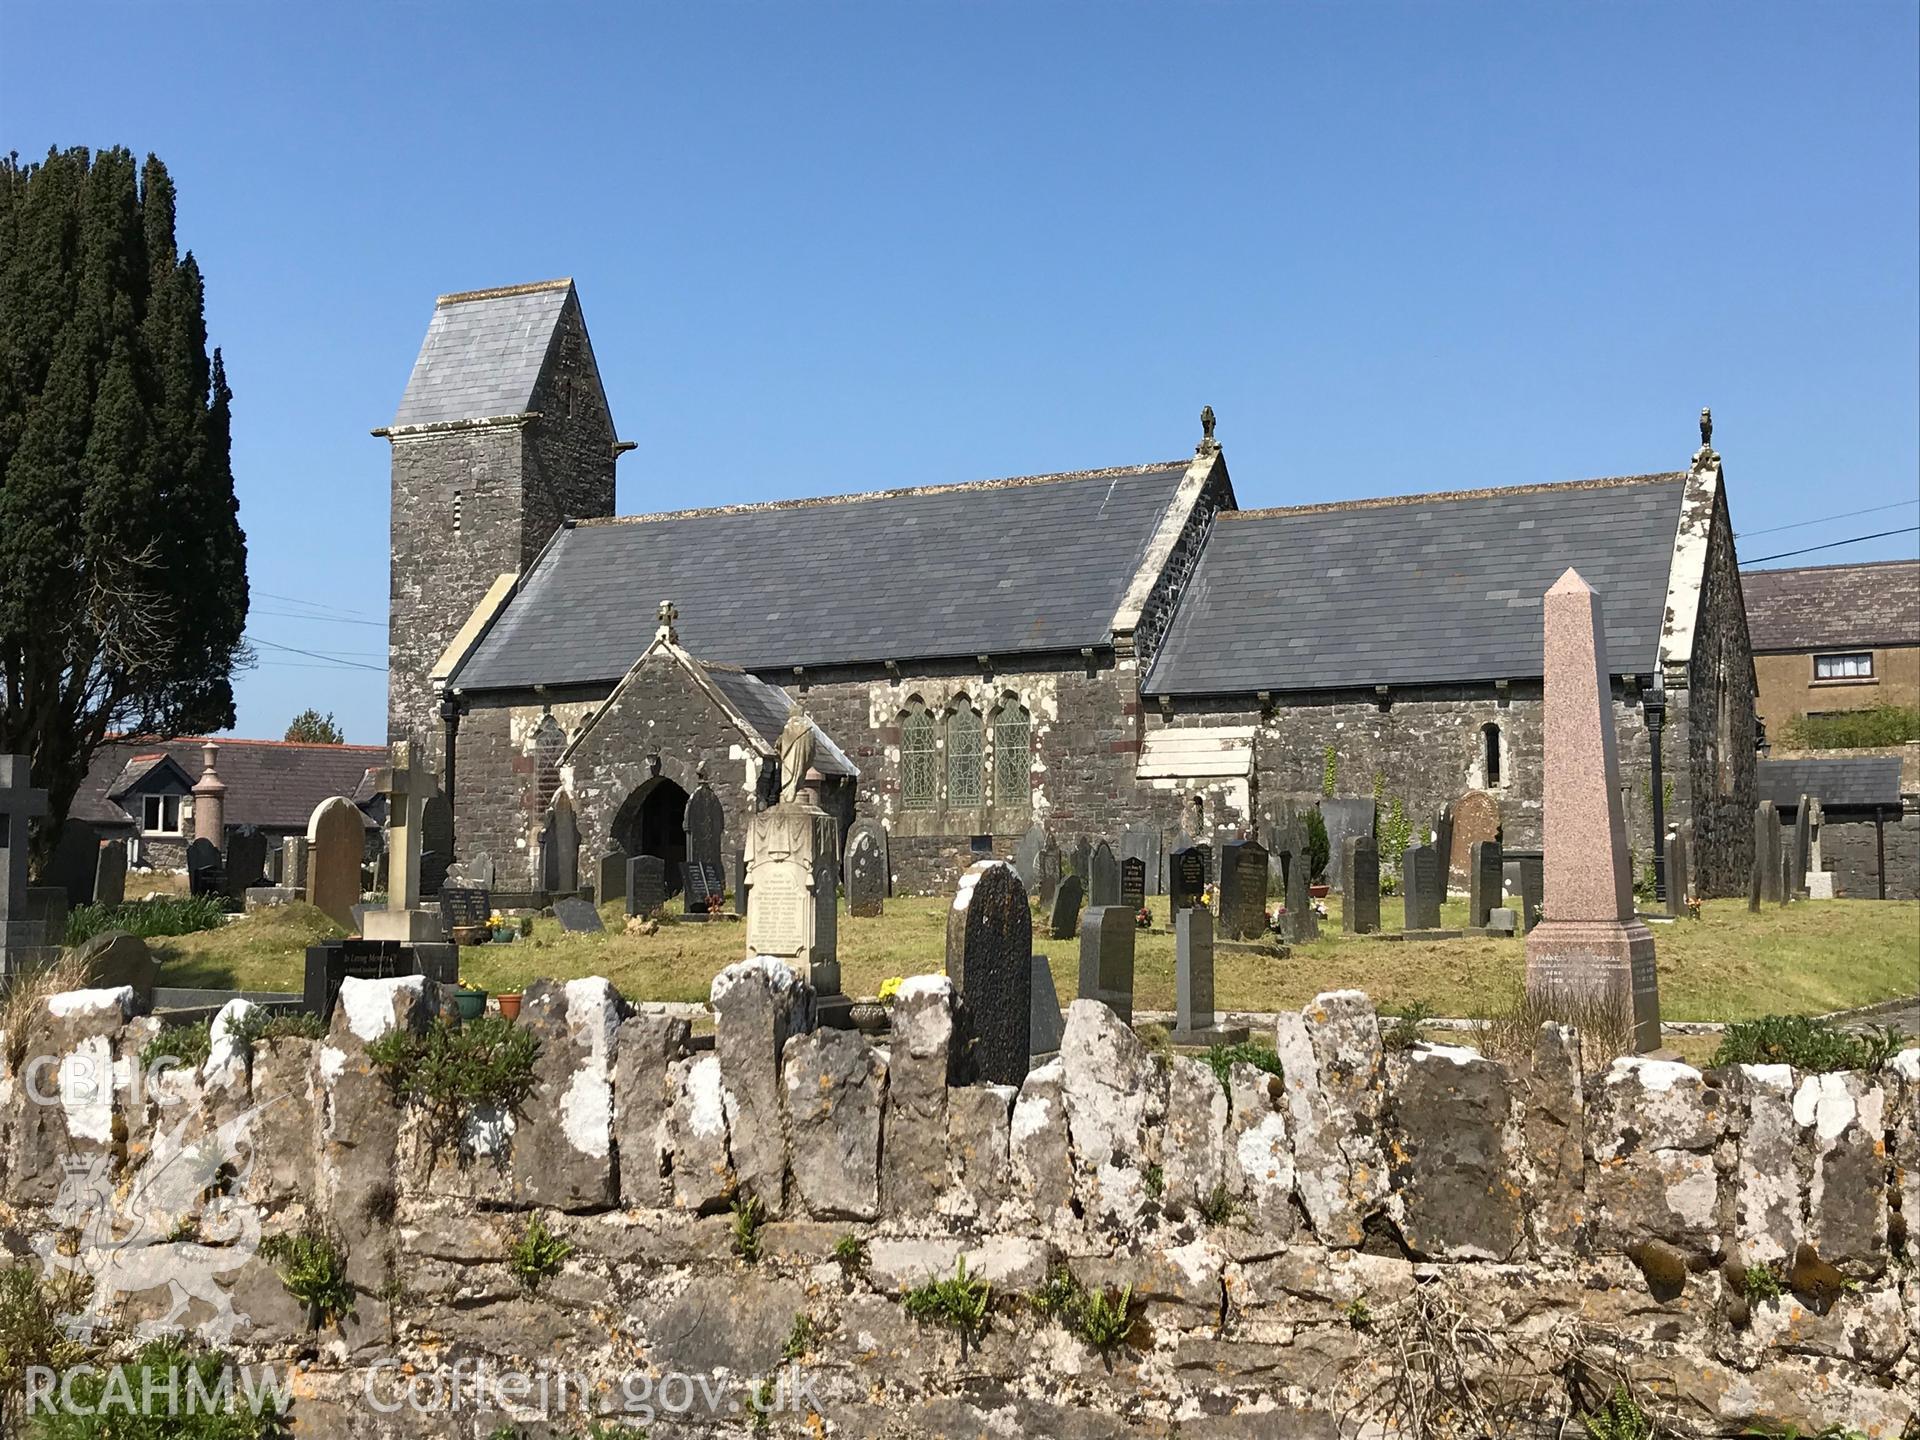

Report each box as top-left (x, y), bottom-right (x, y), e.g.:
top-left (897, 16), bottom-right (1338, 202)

top-left (453, 461), bottom-right (1192, 691)
top-left (1756, 756), bottom-right (1905, 809)
top-left (392, 280), bottom-right (573, 429)
top-left (1741, 560), bottom-right (1920, 654)
top-left (72, 738), bottom-right (386, 832)
top-left (1143, 474), bottom-right (1690, 696)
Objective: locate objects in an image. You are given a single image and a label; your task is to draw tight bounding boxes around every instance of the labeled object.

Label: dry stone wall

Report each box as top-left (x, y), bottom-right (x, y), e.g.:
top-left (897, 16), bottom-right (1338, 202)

top-left (4, 976), bottom-right (1913, 1438)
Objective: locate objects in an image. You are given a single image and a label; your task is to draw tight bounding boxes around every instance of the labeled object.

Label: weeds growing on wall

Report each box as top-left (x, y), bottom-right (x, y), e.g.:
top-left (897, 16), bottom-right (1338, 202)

top-left (507, 1214), bottom-right (573, 1294)
top-left (1381, 1002), bottom-right (1435, 1051)
top-left (1202, 1040), bottom-right (1282, 1093)
top-left (66, 894), bottom-right (228, 947)
top-left (730, 1195), bottom-right (766, 1265)
top-left (366, 1015), bottom-right (541, 1154)
top-left (1472, 978), bottom-right (1633, 1070)
top-left (0, 1265), bottom-right (96, 1430)
top-left (29, 1339), bottom-right (290, 1439)
top-left (1710, 1015), bottom-right (1908, 1073)
top-left (260, 1230), bottom-right (355, 1330)
top-left (0, 951), bottom-right (94, 1070)
top-left (902, 1258), bottom-right (992, 1355)
top-left (1783, 703), bottom-right (1920, 750)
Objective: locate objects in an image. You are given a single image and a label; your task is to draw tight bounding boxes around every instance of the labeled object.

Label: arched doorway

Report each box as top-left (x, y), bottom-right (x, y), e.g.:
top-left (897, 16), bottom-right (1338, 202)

top-left (612, 777), bottom-right (689, 894)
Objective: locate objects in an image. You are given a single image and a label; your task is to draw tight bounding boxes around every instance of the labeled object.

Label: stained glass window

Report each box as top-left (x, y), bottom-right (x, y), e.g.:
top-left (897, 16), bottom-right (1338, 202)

top-left (902, 708), bottom-right (937, 809)
top-left (947, 703), bottom-right (984, 806)
top-left (993, 702), bottom-right (1030, 812)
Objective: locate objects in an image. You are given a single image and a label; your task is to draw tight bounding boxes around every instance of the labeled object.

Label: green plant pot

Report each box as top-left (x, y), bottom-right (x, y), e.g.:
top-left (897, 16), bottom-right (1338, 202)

top-left (454, 990), bottom-right (488, 1021)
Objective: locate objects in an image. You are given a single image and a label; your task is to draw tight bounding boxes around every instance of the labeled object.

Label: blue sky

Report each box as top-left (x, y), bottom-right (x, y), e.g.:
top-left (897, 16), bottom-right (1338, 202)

top-left (9, 3), bottom-right (1917, 745)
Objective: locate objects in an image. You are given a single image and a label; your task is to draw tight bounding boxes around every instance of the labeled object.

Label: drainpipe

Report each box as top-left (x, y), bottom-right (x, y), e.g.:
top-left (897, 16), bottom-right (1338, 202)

top-left (1643, 672), bottom-right (1667, 904)
top-left (439, 694), bottom-right (462, 860)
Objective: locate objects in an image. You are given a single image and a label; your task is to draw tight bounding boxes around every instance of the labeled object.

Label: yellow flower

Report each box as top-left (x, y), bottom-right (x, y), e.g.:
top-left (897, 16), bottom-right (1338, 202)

top-left (877, 976), bottom-right (905, 1003)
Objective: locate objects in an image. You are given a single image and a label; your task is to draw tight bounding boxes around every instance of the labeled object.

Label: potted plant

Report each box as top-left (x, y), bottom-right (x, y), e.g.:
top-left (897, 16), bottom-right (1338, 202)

top-left (497, 992), bottom-right (524, 1021)
top-left (454, 980), bottom-right (488, 1021)
top-left (488, 910), bottom-right (516, 943)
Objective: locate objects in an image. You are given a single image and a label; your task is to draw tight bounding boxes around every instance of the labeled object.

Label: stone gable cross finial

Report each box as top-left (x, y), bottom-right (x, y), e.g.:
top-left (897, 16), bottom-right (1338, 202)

top-left (1693, 407), bottom-right (1718, 469)
top-left (1198, 404), bottom-right (1217, 453)
top-left (656, 599), bottom-right (679, 645)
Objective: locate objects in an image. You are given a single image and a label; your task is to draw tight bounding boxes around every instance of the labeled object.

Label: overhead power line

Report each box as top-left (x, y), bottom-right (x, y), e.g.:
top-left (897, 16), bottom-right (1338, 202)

top-left (1742, 526), bottom-right (1920, 565)
top-left (252, 608), bottom-right (386, 628)
top-left (1735, 497), bottom-right (1919, 540)
top-left (245, 635), bottom-right (387, 673)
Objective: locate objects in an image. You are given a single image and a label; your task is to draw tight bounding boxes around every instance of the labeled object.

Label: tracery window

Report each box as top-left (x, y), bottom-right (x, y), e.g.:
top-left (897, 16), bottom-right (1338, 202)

top-left (992, 698), bottom-right (1031, 812)
top-left (901, 706), bottom-right (937, 810)
top-left (947, 701), bottom-right (984, 807)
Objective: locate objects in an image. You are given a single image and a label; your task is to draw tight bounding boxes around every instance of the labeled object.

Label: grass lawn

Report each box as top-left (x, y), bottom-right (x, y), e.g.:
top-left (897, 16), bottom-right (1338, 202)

top-left (147, 889), bottom-right (1919, 1024)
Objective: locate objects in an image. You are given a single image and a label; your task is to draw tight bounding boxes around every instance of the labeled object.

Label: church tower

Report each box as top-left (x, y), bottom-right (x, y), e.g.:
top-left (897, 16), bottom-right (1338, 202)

top-left (379, 279), bottom-right (623, 777)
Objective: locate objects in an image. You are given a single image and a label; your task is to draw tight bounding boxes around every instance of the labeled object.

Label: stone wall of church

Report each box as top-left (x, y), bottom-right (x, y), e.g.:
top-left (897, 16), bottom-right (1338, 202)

top-left (519, 298), bottom-right (618, 558)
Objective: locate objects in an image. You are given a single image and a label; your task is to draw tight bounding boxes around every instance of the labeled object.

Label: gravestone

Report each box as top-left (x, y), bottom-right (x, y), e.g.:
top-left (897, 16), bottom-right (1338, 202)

top-left (1663, 828), bottom-right (1691, 918)
top-left (26, 888), bottom-right (68, 952)
top-left (598, 847), bottom-right (630, 909)
top-left (420, 793), bottom-right (453, 897)
top-left (732, 848), bottom-right (748, 916)
top-left (1076, 905), bottom-right (1136, 1024)
top-left (1789, 795), bottom-right (1814, 900)
top-left (1029, 956), bottom-right (1066, 1057)
top-left (187, 838), bottom-right (225, 899)
top-left (1119, 856), bottom-right (1147, 915)
top-left (445, 849), bottom-right (493, 891)
top-left (1285, 821), bottom-right (1318, 942)
top-left (1512, 850), bottom-right (1544, 932)
top-left (1168, 844), bottom-right (1208, 915)
top-left (46, 820), bottom-right (100, 906)
top-left (93, 839), bottom-right (127, 909)
top-left (1120, 828), bottom-right (1163, 896)
top-left (946, 862), bottom-right (1032, 1086)
top-left (0, 756), bottom-right (54, 973)
top-left (1447, 790), bottom-right (1500, 885)
top-left (1750, 801), bottom-right (1778, 908)
top-left (1087, 841), bottom-right (1120, 908)
top-left (845, 827), bottom-right (885, 917)
top-left (555, 897), bottom-right (605, 934)
top-left (1048, 873), bottom-right (1083, 940)
top-left (364, 743), bottom-right (444, 944)
top-left (224, 825), bottom-right (270, 900)
top-left (1777, 836), bottom-right (1792, 907)
top-left (305, 795), bottom-right (364, 930)
top-left (1033, 839), bottom-right (1062, 911)
top-left (682, 860), bottom-right (725, 915)
top-left (1402, 843), bottom-right (1442, 930)
top-left (539, 792), bottom-right (581, 896)
top-left (1170, 906), bottom-right (1248, 1046)
top-left (1342, 835), bottom-right (1381, 934)
top-left (1468, 840), bottom-right (1503, 928)
top-left (1488, 907), bottom-right (1518, 936)
top-left (1523, 570), bottom-right (1660, 1053)
top-left (743, 792), bottom-right (839, 993)
top-left (1013, 824), bottom-right (1048, 895)
top-left (1432, 805), bottom-right (1455, 894)
top-left (684, 783), bottom-right (725, 886)
top-left (439, 886), bottom-right (491, 936)
top-left (1217, 839), bottom-right (1269, 940)
top-left (1319, 799), bottom-right (1376, 894)
top-left (1071, 836), bottom-right (1093, 886)
top-left (627, 855), bottom-right (668, 918)
top-left (266, 844), bottom-right (283, 885)
top-left (846, 818), bottom-right (889, 901)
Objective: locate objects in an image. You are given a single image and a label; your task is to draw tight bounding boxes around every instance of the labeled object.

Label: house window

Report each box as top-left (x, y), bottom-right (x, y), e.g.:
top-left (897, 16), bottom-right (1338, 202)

top-left (947, 701), bottom-right (984, 807)
top-left (1814, 652), bottom-right (1873, 681)
top-left (143, 794), bottom-right (183, 834)
top-left (992, 698), bottom-right (1031, 812)
top-left (901, 707), bottom-right (937, 810)
top-left (1482, 722), bottom-right (1503, 788)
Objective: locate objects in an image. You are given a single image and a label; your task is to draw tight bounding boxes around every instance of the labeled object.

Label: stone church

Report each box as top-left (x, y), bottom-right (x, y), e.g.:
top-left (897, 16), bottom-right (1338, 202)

top-left (381, 279), bottom-right (1758, 898)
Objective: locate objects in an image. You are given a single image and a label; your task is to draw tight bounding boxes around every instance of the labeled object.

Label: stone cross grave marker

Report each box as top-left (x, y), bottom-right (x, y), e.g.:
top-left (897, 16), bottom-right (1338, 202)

top-left (1168, 843), bottom-right (1207, 915)
top-left (1120, 856), bottom-right (1146, 915)
top-left (1319, 799), bottom-right (1375, 893)
top-left (845, 827), bottom-right (885, 917)
top-left (1403, 843), bottom-right (1442, 930)
top-left (1523, 569), bottom-right (1660, 1053)
top-left (946, 861), bottom-right (1031, 1087)
top-left (598, 846), bottom-right (630, 909)
top-left (1218, 838), bottom-right (1269, 939)
top-left (94, 839), bottom-right (127, 909)
top-left (366, 743), bottom-right (443, 943)
top-left (305, 795), bottom-right (364, 931)
top-left (1047, 872), bottom-right (1083, 940)
top-left (1087, 841), bottom-right (1119, 907)
top-left (627, 855), bottom-right (668, 917)
top-left (0, 755), bottom-right (51, 970)
top-left (1120, 828), bottom-right (1162, 896)
top-left (1076, 905), bottom-right (1136, 1024)
top-left (1468, 839), bottom-right (1503, 928)
top-left (1171, 905), bottom-right (1248, 1047)
top-left (1343, 834), bottom-right (1381, 934)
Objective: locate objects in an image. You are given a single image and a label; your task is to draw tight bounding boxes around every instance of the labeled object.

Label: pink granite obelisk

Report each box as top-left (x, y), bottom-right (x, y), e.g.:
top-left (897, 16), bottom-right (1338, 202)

top-left (1523, 569), bottom-right (1661, 1052)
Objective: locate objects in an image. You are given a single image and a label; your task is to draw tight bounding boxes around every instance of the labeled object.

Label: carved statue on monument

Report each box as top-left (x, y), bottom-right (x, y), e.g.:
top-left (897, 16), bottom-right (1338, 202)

top-left (776, 712), bottom-right (815, 805)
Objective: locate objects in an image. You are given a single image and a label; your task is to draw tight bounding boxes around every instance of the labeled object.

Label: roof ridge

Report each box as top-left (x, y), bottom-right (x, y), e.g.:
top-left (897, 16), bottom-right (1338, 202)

top-left (105, 734), bottom-right (388, 753)
top-left (436, 279), bottom-right (573, 307)
top-left (1225, 472), bottom-right (1685, 521)
top-left (572, 460), bottom-right (1193, 529)
top-left (1742, 558), bottom-right (1920, 577)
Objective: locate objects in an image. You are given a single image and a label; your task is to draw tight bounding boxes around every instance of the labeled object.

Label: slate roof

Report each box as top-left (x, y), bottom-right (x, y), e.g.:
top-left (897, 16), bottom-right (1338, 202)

top-left (392, 281), bottom-right (573, 429)
top-left (1756, 756), bottom-right (1905, 809)
top-left (453, 462), bottom-right (1192, 691)
top-left (1143, 475), bottom-right (1690, 696)
top-left (1741, 560), bottom-right (1920, 654)
top-left (72, 738), bottom-right (386, 832)
top-left (703, 664), bottom-right (858, 779)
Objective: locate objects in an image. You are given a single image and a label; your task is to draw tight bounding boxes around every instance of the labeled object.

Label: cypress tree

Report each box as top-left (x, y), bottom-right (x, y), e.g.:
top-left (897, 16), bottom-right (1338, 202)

top-left (0, 146), bottom-right (248, 865)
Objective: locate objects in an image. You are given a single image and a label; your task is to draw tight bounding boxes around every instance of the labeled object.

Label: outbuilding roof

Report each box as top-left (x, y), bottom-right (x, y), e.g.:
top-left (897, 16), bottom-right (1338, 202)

top-left (1741, 560), bottom-right (1920, 654)
top-left (1143, 474), bottom-right (1690, 696)
top-left (1756, 756), bottom-right (1905, 810)
top-left (453, 461), bottom-right (1193, 692)
top-left (392, 280), bottom-right (574, 429)
top-left (72, 738), bottom-right (386, 832)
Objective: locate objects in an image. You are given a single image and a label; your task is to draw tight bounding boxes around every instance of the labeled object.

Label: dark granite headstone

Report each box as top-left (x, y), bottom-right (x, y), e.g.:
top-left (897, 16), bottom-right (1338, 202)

top-left (1403, 843), bottom-right (1442, 931)
top-left (1119, 828), bottom-right (1162, 895)
top-left (1432, 806), bottom-right (1455, 895)
top-left (439, 886), bottom-right (491, 935)
top-left (1512, 850), bottom-right (1544, 932)
top-left (1048, 873), bottom-right (1083, 940)
top-left (187, 837), bottom-right (225, 898)
top-left (1076, 905), bottom-right (1135, 1024)
top-left (598, 847), bottom-right (630, 908)
top-left (685, 783), bottom-right (725, 881)
top-left (1319, 799), bottom-right (1376, 894)
top-left (627, 855), bottom-right (668, 917)
top-left (682, 860), bottom-right (724, 915)
top-left (540, 792), bottom-right (580, 896)
top-left (303, 938), bottom-right (458, 1025)
top-left (846, 827), bottom-right (885, 917)
top-left (1087, 841), bottom-right (1120, 907)
top-left (224, 825), bottom-right (269, 899)
top-left (1468, 840), bottom-right (1503, 928)
top-left (1342, 835), bottom-right (1380, 934)
top-left (732, 849), bottom-right (749, 916)
top-left (1169, 844), bottom-right (1207, 915)
top-left (1029, 955), bottom-right (1065, 1057)
top-left (46, 821), bottom-right (99, 907)
top-left (93, 839), bottom-right (127, 909)
top-left (845, 818), bottom-right (889, 899)
top-left (948, 863), bottom-right (1032, 1087)
top-left (1120, 856), bottom-right (1147, 914)
top-left (555, 897), bottom-right (604, 934)
top-left (420, 793), bottom-right (453, 897)
top-left (1217, 839), bottom-right (1269, 940)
